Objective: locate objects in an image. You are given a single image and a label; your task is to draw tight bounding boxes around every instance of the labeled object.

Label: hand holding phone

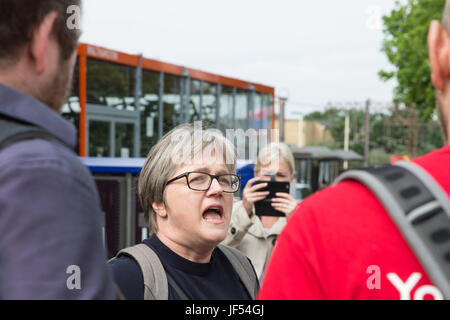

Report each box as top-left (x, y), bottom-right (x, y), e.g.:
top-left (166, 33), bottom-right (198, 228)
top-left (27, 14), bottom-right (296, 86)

top-left (253, 181), bottom-right (290, 217)
top-left (270, 191), bottom-right (298, 219)
top-left (242, 176), bottom-right (270, 217)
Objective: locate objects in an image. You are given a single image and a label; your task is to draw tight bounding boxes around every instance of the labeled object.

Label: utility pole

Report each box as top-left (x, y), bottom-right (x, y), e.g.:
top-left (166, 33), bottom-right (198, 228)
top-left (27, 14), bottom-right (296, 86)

top-left (134, 53), bottom-right (143, 158)
top-left (364, 99), bottom-right (371, 167)
top-left (298, 113), bottom-right (304, 147)
top-left (279, 97), bottom-right (287, 143)
top-left (343, 114), bottom-right (350, 170)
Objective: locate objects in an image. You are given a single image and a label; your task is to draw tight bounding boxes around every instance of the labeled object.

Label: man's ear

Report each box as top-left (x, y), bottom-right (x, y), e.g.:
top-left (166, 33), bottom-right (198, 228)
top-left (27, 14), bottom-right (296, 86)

top-left (28, 11), bottom-right (58, 75)
top-left (152, 202), bottom-right (167, 218)
top-left (428, 21), bottom-right (450, 91)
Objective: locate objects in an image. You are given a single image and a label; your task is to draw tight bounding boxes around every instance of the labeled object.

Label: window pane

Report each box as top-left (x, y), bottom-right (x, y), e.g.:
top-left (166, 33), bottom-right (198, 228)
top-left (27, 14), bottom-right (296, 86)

top-left (86, 58), bottom-right (136, 110)
top-left (140, 70), bottom-right (160, 156)
top-left (253, 93), bottom-right (262, 130)
top-left (218, 86), bottom-right (234, 134)
top-left (234, 89), bottom-right (250, 160)
top-left (189, 80), bottom-right (202, 122)
top-left (115, 122), bottom-right (134, 158)
top-left (89, 120), bottom-right (110, 157)
top-left (235, 89), bottom-right (248, 131)
top-left (202, 82), bottom-right (217, 128)
top-left (263, 94), bottom-right (273, 131)
top-left (295, 159), bottom-right (310, 184)
top-left (163, 74), bottom-right (181, 135)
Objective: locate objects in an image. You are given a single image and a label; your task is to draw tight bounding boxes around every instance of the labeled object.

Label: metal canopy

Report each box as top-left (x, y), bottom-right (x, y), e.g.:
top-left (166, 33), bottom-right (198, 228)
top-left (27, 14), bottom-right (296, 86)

top-left (81, 157), bottom-right (146, 174)
top-left (288, 144), bottom-right (363, 161)
top-left (289, 145), bottom-right (337, 160)
top-left (333, 150), bottom-right (364, 161)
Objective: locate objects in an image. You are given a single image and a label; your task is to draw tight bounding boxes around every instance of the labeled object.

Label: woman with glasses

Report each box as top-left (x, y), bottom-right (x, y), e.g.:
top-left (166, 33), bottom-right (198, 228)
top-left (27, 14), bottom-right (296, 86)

top-left (108, 123), bottom-right (258, 300)
top-left (222, 143), bottom-right (298, 281)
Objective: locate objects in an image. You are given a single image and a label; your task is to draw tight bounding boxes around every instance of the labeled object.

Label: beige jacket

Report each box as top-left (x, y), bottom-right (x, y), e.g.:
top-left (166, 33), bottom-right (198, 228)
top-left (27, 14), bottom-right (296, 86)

top-left (222, 200), bottom-right (286, 280)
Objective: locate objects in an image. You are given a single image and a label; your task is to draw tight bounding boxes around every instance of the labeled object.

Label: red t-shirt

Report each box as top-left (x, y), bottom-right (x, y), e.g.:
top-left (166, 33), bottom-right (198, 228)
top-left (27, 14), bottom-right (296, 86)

top-left (258, 145), bottom-right (450, 300)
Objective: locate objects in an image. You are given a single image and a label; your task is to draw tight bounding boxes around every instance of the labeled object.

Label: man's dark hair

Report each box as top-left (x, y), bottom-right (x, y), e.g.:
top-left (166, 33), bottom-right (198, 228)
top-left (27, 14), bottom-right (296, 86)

top-left (0, 0), bottom-right (81, 64)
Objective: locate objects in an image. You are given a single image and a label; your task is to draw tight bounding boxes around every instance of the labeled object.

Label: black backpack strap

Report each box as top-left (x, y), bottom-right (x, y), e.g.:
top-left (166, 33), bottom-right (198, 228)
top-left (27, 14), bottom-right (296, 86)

top-left (335, 161), bottom-right (450, 299)
top-left (0, 117), bottom-right (57, 152)
top-left (165, 271), bottom-right (190, 300)
top-left (218, 244), bottom-right (259, 299)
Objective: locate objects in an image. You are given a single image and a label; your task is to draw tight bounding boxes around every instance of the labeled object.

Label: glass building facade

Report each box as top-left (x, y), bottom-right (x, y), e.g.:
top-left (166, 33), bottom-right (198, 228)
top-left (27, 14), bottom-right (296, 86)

top-left (62, 43), bottom-right (275, 158)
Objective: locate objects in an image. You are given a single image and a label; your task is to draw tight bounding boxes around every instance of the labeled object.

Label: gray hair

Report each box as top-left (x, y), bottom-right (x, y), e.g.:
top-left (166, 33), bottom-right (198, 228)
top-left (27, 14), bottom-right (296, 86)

top-left (254, 142), bottom-right (295, 175)
top-left (138, 122), bottom-right (236, 234)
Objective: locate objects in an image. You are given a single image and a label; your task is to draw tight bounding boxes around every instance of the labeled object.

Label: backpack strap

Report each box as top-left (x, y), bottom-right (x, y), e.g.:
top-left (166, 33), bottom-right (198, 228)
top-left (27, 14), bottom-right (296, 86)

top-left (113, 282), bottom-right (126, 300)
top-left (218, 244), bottom-right (259, 300)
top-left (111, 244), bottom-right (169, 300)
top-left (0, 117), bottom-right (58, 152)
top-left (113, 244), bottom-right (259, 300)
top-left (165, 271), bottom-right (190, 300)
top-left (335, 161), bottom-right (450, 299)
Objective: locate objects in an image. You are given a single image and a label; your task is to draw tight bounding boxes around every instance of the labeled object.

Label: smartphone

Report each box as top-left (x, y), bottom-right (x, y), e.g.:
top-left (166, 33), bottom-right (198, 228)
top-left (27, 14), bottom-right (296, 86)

top-left (254, 181), bottom-right (290, 217)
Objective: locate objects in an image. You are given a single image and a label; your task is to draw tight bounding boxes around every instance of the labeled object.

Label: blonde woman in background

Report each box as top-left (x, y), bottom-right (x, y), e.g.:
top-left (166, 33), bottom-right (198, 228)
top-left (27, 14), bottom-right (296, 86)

top-left (222, 143), bottom-right (298, 281)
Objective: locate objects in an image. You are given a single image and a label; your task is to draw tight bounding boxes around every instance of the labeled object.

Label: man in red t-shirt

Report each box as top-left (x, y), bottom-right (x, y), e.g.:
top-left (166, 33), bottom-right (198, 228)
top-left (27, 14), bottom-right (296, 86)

top-left (258, 6), bottom-right (450, 300)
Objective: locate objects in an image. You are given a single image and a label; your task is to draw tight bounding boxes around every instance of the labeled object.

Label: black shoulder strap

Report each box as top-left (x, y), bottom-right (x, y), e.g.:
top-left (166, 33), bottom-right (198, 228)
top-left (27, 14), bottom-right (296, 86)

top-left (218, 244), bottom-right (259, 299)
top-left (335, 162), bottom-right (450, 299)
top-left (0, 117), bottom-right (57, 152)
top-left (165, 272), bottom-right (190, 300)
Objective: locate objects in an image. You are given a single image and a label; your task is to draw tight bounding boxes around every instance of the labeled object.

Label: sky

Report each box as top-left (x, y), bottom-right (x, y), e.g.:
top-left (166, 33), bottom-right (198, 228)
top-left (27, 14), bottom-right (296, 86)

top-left (80, 0), bottom-right (401, 118)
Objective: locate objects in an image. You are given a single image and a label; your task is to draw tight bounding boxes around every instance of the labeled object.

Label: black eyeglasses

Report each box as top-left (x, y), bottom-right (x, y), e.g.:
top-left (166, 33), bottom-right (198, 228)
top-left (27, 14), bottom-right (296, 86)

top-left (165, 171), bottom-right (241, 193)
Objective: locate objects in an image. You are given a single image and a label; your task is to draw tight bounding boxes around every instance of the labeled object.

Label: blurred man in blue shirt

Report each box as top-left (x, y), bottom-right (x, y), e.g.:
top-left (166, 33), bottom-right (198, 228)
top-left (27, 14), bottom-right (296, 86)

top-left (0, 0), bottom-right (115, 299)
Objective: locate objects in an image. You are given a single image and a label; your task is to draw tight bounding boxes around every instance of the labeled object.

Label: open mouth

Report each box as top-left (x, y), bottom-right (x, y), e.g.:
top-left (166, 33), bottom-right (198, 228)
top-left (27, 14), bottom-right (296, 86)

top-left (202, 205), bottom-right (224, 224)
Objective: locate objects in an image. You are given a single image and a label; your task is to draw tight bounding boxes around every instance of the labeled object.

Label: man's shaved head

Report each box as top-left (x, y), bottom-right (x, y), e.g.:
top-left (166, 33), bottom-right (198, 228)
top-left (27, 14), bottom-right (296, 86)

top-left (438, 0), bottom-right (450, 143)
top-left (444, 0), bottom-right (450, 32)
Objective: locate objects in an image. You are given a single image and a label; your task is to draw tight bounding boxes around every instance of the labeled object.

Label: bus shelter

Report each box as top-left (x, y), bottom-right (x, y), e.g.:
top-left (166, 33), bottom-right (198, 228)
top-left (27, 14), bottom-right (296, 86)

top-left (289, 145), bottom-right (364, 193)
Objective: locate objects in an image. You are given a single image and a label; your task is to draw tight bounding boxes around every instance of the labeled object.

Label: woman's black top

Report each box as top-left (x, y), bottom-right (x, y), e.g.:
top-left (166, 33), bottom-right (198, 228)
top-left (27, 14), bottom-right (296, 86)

top-left (109, 234), bottom-right (253, 300)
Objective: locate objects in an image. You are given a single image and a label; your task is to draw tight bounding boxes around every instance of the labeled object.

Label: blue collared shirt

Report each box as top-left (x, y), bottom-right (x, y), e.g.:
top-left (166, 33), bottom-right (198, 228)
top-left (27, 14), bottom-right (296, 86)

top-left (0, 84), bottom-right (115, 299)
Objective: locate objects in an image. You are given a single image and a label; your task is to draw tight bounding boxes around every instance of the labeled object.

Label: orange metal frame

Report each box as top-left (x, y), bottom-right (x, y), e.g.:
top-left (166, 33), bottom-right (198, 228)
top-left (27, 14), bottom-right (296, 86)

top-left (77, 45), bottom-right (87, 156)
top-left (77, 43), bottom-right (276, 156)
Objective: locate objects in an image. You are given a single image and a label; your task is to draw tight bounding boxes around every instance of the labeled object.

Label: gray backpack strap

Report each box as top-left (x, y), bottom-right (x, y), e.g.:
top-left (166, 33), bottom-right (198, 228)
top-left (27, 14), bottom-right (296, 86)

top-left (113, 282), bottom-right (126, 300)
top-left (218, 244), bottom-right (259, 299)
top-left (112, 244), bottom-right (169, 300)
top-left (335, 161), bottom-right (450, 299)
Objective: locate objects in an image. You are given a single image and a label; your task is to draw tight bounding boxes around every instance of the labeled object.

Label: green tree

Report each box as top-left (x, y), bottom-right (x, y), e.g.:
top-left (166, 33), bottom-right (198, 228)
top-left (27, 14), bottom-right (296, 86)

top-left (304, 108), bottom-right (366, 155)
top-left (379, 0), bottom-right (446, 121)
